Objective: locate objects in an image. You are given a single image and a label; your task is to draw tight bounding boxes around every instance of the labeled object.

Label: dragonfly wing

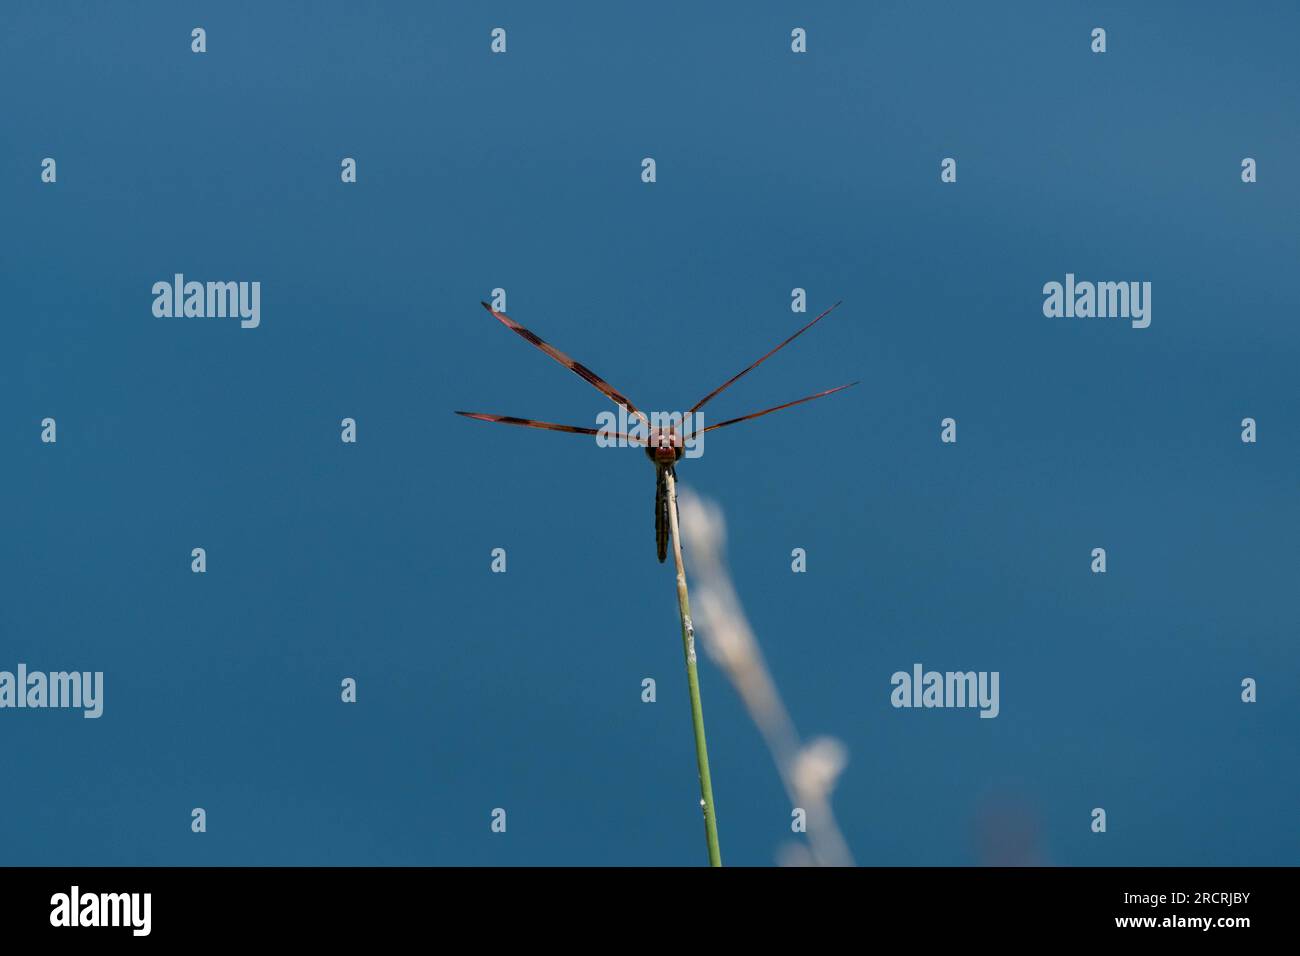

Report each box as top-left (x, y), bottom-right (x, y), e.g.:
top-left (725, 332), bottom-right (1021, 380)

top-left (688, 301), bottom-right (842, 413)
top-left (699, 382), bottom-right (859, 433)
top-left (455, 411), bottom-right (646, 443)
top-left (479, 302), bottom-right (648, 425)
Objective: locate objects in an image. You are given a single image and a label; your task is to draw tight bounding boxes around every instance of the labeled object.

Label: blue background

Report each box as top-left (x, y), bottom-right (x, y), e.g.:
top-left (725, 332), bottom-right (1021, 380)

top-left (2, 1), bottom-right (1297, 866)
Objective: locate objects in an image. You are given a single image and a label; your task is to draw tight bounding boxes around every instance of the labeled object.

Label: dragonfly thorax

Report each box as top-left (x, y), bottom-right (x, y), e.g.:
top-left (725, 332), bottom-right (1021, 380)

top-left (645, 428), bottom-right (684, 465)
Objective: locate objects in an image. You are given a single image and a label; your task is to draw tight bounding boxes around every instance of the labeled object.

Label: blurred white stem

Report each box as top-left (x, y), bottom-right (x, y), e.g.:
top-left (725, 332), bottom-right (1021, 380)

top-left (677, 488), bottom-right (854, 867)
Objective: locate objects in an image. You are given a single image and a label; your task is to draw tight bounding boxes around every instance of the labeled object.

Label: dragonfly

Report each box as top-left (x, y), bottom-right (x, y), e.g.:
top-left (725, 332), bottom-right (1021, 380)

top-left (457, 301), bottom-right (856, 563)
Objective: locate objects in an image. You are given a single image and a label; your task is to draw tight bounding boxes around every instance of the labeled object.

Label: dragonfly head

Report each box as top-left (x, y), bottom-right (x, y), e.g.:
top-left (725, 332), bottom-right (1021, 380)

top-left (645, 427), bottom-right (684, 465)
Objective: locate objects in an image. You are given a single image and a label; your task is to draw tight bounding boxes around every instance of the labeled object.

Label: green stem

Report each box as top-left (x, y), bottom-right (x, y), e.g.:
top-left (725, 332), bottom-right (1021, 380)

top-left (664, 469), bottom-right (722, 867)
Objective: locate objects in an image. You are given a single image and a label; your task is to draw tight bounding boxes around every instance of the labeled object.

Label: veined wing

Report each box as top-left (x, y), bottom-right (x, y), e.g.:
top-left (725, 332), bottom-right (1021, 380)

top-left (697, 382), bottom-right (858, 434)
top-left (455, 411), bottom-right (647, 444)
top-left (688, 301), bottom-right (842, 413)
top-left (479, 302), bottom-right (649, 425)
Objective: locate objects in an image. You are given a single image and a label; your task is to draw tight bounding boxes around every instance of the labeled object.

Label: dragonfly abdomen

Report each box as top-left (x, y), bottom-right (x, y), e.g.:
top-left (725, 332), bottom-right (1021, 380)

top-left (654, 465), bottom-right (672, 563)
